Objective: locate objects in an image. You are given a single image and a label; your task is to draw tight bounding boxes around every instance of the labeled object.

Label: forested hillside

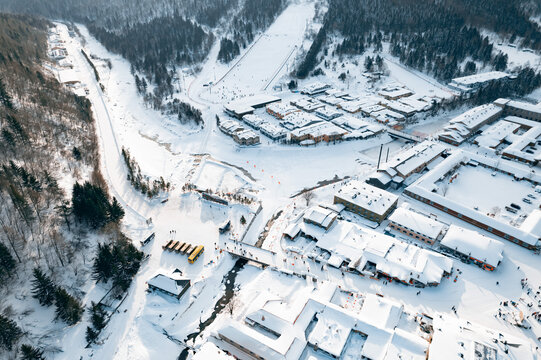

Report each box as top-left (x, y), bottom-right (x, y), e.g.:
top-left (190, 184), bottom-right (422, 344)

top-left (296, 0), bottom-right (541, 101)
top-left (217, 0), bottom-right (286, 63)
top-left (0, 14), bottom-right (140, 358)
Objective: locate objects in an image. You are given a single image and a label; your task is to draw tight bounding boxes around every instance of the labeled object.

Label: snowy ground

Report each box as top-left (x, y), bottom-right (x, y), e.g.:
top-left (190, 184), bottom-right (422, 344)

top-left (196, 0), bottom-right (316, 103)
top-left (41, 2), bottom-right (541, 358)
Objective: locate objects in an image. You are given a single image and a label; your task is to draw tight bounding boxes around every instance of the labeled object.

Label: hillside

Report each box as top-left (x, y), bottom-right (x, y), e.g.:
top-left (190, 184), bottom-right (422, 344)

top-left (0, 14), bottom-right (140, 358)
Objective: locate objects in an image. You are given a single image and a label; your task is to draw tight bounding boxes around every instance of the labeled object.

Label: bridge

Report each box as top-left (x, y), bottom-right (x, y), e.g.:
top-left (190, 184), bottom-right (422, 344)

top-left (221, 239), bottom-right (277, 267)
top-left (387, 128), bottom-right (424, 143)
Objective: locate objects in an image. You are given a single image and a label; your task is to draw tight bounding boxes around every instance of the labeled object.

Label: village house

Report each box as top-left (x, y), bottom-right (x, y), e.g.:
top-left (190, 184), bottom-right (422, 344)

top-left (224, 94), bottom-right (280, 119)
top-left (449, 71), bottom-right (511, 95)
top-left (290, 97), bottom-right (325, 112)
top-left (266, 102), bottom-right (300, 119)
top-left (439, 103), bottom-right (503, 146)
top-left (334, 181), bottom-right (398, 223)
top-left (494, 98), bottom-right (541, 122)
top-left (147, 273), bottom-right (191, 300)
top-left (300, 82), bottom-right (332, 95)
top-left (290, 121), bottom-right (348, 144)
top-left (439, 225), bottom-right (504, 271)
top-left (303, 206), bottom-right (338, 230)
top-left (387, 206), bottom-right (445, 245)
top-left (314, 105), bottom-right (343, 121)
top-left (368, 141), bottom-right (446, 189)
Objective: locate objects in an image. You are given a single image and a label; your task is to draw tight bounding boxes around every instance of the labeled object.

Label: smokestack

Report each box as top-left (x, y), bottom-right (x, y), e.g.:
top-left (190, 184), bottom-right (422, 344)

top-left (377, 144), bottom-right (383, 169)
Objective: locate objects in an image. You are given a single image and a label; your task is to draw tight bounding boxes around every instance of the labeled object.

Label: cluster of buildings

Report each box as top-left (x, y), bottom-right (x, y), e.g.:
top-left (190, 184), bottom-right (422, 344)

top-left (440, 98), bottom-right (541, 148)
top-left (221, 81), bottom-right (442, 146)
top-left (218, 119), bottom-right (260, 145)
top-left (386, 204), bottom-right (505, 271)
top-left (284, 201), bottom-right (453, 287)
top-left (476, 116), bottom-right (541, 165)
top-left (212, 280), bottom-right (535, 360)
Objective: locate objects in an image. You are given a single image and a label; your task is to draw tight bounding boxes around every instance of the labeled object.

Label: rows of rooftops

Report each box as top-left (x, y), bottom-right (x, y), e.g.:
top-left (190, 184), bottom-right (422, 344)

top-left (222, 82), bottom-right (443, 146)
top-left (211, 270), bottom-right (535, 360)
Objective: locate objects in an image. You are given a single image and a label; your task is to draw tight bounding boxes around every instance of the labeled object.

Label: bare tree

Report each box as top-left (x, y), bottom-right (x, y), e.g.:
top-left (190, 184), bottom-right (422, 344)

top-left (302, 189), bottom-right (315, 206)
top-left (225, 294), bottom-right (242, 317)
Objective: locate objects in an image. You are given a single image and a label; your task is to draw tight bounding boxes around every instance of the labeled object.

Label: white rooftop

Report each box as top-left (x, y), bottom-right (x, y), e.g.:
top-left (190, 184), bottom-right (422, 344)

top-left (335, 180), bottom-right (398, 216)
top-left (451, 71), bottom-right (510, 86)
top-left (441, 225), bottom-right (504, 267)
top-left (388, 206), bottom-right (445, 240)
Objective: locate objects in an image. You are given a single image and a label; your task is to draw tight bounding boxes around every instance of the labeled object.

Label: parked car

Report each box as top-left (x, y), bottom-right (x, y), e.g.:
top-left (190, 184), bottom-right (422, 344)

top-left (505, 206), bottom-right (518, 214)
top-left (510, 203), bottom-right (521, 210)
top-left (523, 198), bottom-right (532, 204)
top-left (528, 194), bottom-right (536, 199)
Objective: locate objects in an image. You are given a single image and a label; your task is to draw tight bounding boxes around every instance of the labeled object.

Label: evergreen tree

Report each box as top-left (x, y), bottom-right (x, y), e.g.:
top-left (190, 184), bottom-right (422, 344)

top-left (0, 77), bottom-right (14, 110)
top-left (85, 326), bottom-right (98, 344)
top-left (364, 56), bottom-right (373, 72)
top-left (31, 268), bottom-right (56, 307)
top-left (92, 243), bottom-right (114, 283)
top-left (108, 197), bottom-right (124, 223)
top-left (0, 243), bottom-right (15, 284)
top-left (54, 287), bottom-right (83, 325)
top-left (89, 302), bottom-right (107, 331)
top-left (20, 344), bottom-right (46, 360)
top-left (0, 314), bottom-right (22, 350)
top-left (72, 181), bottom-right (111, 228)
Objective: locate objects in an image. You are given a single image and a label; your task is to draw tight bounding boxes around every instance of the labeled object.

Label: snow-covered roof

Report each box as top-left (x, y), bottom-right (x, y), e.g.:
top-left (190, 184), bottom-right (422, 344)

top-left (448, 104), bottom-right (503, 130)
top-left (58, 69), bottom-right (80, 84)
top-left (520, 209), bottom-right (541, 239)
top-left (384, 101), bottom-right (417, 115)
top-left (506, 99), bottom-right (541, 115)
top-left (281, 112), bottom-right (321, 130)
top-left (290, 96), bottom-right (324, 110)
top-left (225, 94), bottom-right (280, 114)
top-left (335, 180), bottom-right (398, 216)
top-left (147, 274), bottom-right (190, 296)
top-left (314, 105), bottom-right (343, 120)
top-left (245, 308), bottom-right (291, 335)
top-left (501, 119), bottom-right (541, 163)
top-left (291, 121), bottom-right (348, 139)
top-left (474, 119), bottom-right (520, 148)
top-left (301, 82), bottom-right (331, 95)
top-left (381, 141), bottom-right (446, 178)
top-left (218, 323), bottom-right (305, 360)
top-left (378, 87), bottom-right (413, 99)
top-left (358, 293), bottom-right (402, 330)
top-left (259, 121), bottom-right (287, 139)
top-left (428, 315), bottom-right (536, 360)
top-left (303, 206), bottom-right (337, 229)
top-left (451, 71), bottom-right (510, 87)
top-left (242, 114), bottom-right (265, 128)
top-left (441, 225), bottom-right (504, 267)
top-left (371, 108), bottom-right (405, 123)
top-left (299, 219), bottom-right (452, 285)
top-left (307, 306), bottom-right (354, 357)
top-left (192, 343), bottom-right (234, 360)
top-left (267, 102), bottom-right (299, 117)
top-left (388, 207), bottom-right (445, 240)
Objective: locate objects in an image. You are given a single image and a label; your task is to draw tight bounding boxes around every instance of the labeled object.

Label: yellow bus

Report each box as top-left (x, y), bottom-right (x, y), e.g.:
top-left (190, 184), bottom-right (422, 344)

top-left (188, 245), bottom-right (204, 264)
